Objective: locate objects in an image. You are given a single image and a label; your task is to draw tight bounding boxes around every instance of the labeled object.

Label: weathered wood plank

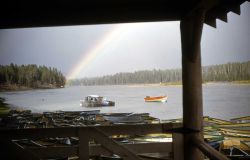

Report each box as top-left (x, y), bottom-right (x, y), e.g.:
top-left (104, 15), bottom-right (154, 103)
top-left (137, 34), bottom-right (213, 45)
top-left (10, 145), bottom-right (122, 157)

top-left (90, 142), bottom-right (172, 155)
top-left (172, 133), bottom-right (184, 160)
top-left (205, 16), bottom-right (217, 28)
top-left (97, 123), bottom-right (174, 135)
top-left (1, 139), bottom-right (40, 160)
top-left (89, 127), bottom-right (143, 160)
top-left (0, 123), bottom-right (176, 139)
top-left (26, 146), bottom-right (78, 158)
top-left (78, 128), bottom-right (90, 160)
top-left (180, 8), bottom-right (205, 160)
top-left (127, 142), bottom-right (172, 154)
top-left (0, 127), bottom-right (79, 139)
top-left (230, 4), bottom-right (241, 15)
top-left (25, 142), bottom-right (172, 158)
top-left (0, 124), bottom-right (176, 159)
top-left (217, 12), bottom-right (228, 22)
top-left (193, 136), bottom-right (229, 160)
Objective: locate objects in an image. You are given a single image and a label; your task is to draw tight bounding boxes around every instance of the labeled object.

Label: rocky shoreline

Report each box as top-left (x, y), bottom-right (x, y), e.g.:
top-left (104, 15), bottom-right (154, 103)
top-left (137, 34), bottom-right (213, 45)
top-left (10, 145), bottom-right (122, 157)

top-left (0, 109), bottom-right (159, 129)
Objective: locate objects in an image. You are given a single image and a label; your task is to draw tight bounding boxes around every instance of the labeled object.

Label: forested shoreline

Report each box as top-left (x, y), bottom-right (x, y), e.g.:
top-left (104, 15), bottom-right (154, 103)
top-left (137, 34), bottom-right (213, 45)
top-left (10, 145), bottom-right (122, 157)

top-left (68, 61), bottom-right (250, 86)
top-left (0, 64), bottom-right (66, 91)
top-left (1, 61), bottom-right (249, 89)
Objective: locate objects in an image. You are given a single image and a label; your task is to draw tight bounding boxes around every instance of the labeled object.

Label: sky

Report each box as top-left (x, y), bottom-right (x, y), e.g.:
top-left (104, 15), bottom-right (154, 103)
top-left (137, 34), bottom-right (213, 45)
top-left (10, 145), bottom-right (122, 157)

top-left (0, 2), bottom-right (249, 79)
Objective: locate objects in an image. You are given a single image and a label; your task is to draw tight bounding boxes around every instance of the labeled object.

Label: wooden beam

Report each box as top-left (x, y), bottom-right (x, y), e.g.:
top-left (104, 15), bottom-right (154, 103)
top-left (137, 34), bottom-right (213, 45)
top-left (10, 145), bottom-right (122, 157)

top-left (78, 128), bottom-right (90, 160)
top-left (204, 16), bottom-right (216, 28)
top-left (0, 127), bottom-right (79, 139)
top-left (184, 0), bottom-right (219, 19)
top-left (0, 124), bottom-right (176, 159)
top-left (181, 7), bottom-right (205, 135)
top-left (90, 144), bottom-right (113, 156)
top-left (180, 8), bottom-right (205, 160)
top-left (26, 146), bottom-right (78, 158)
top-left (172, 133), bottom-right (184, 160)
top-left (1, 139), bottom-right (40, 160)
top-left (0, 123), bottom-right (175, 139)
top-left (0, 1), bottom-right (184, 29)
top-left (192, 136), bottom-right (229, 160)
top-left (126, 142), bottom-right (172, 154)
top-left (98, 123), bottom-right (174, 135)
top-left (26, 142), bottom-right (172, 158)
top-left (89, 127), bottom-right (143, 160)
top-left (206, 8), bottom-right (228, 23)
top-left (217, 12), bottom-right (228, 22)
top-left (230, 5), bottom-right (241, 15)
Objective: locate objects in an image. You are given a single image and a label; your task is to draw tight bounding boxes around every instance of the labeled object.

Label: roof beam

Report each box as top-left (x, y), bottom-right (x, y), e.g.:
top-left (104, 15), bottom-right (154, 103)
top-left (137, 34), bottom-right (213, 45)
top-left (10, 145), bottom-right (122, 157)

top-left (0, 0), bottom-right (248, 29)
top-left (205, 7), bottom-right (228, 24)
top-left (216, 11), bottom-right (228, 22)
top-left (205, 16), bottom-right (216, 28)
top-left (230, 5), bottom-right (241, 15)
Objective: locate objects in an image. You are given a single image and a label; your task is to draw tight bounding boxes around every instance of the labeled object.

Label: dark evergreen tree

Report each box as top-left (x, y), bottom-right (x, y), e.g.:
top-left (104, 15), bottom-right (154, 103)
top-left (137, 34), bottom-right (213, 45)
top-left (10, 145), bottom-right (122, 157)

top-left (0, 64), bottom-right (66, 89)
top-left (67, 61), bottom-right (250, 86)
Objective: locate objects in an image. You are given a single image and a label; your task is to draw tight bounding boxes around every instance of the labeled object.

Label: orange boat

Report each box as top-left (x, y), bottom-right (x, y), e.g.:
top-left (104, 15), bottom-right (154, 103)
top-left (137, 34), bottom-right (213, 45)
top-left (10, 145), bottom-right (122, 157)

top-left (144, 96), bottom-right (168, 102)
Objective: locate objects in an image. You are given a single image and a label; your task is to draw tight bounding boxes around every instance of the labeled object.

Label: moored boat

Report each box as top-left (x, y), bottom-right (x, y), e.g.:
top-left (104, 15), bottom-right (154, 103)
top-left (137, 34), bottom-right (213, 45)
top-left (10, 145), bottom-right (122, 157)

top-left (219, 139), bottom-right (250, 159)
top-left (144, 96), bottom-right (168, 102)
top-left (231, 116), bottom-right (250, 123)
top-left (80, 95), bottom-right (115, 107)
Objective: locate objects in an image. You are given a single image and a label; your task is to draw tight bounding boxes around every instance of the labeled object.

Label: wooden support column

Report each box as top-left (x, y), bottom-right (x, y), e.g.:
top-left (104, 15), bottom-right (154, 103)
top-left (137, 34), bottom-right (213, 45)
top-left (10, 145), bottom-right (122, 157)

top-left (180, 8), bottom-right (205, 160)
top-left (78, 128), bottom-right (90, 160)
top-left (173, 133), bottom-right (184, 160)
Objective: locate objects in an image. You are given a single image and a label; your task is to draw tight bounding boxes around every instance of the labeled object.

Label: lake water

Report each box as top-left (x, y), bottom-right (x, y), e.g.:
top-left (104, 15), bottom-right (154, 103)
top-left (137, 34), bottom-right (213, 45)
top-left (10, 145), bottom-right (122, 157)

top-left (0, 83), bottom-right (250, 120)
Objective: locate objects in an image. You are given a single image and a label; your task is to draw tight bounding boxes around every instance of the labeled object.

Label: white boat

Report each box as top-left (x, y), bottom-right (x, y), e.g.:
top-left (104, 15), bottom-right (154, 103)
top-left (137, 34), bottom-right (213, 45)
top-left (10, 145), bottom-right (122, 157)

top-left (80, 95), bottom-right (115, 107)
top-left (144, 96), bottom-right (168, 102)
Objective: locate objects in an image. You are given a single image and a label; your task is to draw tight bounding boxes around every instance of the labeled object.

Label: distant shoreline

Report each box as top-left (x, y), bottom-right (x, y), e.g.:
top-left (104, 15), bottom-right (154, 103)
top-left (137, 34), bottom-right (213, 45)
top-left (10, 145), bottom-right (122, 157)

top-left (131, 80), bottom-right (250, 87)
top-left (67, 61), bottom-right (250, 86)
top-left (204, 80), bottom-right (250, 86)
top-left (89, 81), bottom-right (250, 87)
top-left (0, 83), bottom-right (64, 92)
top-left (1, 81), bottom-right (250, 91)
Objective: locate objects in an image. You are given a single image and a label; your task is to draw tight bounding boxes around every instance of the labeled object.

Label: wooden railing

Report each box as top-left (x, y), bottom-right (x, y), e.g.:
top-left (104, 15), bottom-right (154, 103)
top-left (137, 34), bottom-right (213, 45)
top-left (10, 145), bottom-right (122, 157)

top-left (0, 123), bottom-right (229, 160)
top-left (0, 123), bottom-right (179, 160)
top-left (192, 136), bottom-right (229, 160)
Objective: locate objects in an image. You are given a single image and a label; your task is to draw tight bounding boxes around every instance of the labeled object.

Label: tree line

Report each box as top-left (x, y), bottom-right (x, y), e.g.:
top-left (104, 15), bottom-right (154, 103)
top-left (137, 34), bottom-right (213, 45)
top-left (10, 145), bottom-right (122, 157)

top-left (0, 63), bottom-right (66, 89)
top-left (68, 61), bottom-right (250, 86)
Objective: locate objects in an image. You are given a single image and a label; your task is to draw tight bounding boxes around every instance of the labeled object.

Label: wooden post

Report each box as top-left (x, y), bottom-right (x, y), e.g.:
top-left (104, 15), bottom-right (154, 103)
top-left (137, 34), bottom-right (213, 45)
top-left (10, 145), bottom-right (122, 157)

top-left (180, 8), bottom-right (205, 160)
top-left (192, 136), bottom-right (229, 160)
top-left (78, 128), bottom-right (90, 160)
top-left (173, 133), bottom-right (184, 160)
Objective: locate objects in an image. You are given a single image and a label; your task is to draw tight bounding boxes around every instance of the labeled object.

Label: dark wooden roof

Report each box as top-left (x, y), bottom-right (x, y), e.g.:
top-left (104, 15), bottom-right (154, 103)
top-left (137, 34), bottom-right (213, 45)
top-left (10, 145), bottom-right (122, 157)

top-left (0, 0), bottom-right (248, 29)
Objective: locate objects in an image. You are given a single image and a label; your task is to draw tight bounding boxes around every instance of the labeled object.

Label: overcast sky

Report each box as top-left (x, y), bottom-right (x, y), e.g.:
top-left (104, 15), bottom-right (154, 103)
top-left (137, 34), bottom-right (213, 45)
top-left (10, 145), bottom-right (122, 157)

top-left (0, 2), bottom-right (249, 79)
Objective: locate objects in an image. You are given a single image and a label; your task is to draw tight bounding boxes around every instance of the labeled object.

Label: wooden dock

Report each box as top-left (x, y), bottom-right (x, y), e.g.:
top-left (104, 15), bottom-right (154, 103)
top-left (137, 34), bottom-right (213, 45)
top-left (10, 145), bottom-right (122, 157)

top-left (0, 122), bottom-right (228, 160)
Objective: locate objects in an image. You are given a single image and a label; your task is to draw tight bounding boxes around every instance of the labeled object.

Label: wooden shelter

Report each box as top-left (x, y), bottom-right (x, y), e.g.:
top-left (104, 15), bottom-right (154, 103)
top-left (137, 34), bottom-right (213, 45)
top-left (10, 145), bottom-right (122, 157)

top-left (0, 0), bottom-right (249, 160)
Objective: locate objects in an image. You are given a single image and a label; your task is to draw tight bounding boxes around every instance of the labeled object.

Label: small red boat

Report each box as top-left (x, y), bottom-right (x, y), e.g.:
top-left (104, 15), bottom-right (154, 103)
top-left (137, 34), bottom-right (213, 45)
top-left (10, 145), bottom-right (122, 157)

top-left (144, 96), bottom-right (168, 102)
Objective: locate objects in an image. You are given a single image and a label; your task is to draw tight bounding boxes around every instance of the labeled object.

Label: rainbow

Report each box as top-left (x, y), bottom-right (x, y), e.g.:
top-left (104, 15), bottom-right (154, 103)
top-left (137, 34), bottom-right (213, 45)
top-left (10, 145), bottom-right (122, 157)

top-left (66, 24), bottom-right (128, 80)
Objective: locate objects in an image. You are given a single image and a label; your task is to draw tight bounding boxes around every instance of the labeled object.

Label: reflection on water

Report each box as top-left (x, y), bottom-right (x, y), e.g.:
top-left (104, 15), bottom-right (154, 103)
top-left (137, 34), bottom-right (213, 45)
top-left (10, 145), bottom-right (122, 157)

top-left (0, 83), bottom-right (249, 120)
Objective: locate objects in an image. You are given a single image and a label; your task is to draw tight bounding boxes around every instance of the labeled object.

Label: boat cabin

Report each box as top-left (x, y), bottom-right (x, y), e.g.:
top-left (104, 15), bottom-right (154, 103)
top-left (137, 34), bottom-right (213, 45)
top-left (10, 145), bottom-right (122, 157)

top-left (85, 95), bottom-right (104, 103)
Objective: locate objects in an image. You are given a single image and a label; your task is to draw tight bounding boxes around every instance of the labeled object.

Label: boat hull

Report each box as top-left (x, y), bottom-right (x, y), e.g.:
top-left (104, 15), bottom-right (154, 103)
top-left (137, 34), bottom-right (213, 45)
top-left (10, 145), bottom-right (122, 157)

top-left (80, 95), bottom-right (115, 107)
top-left (80, 100), bottom-right (115, 107)
top-left (144, 96), bottom-right (168, 102)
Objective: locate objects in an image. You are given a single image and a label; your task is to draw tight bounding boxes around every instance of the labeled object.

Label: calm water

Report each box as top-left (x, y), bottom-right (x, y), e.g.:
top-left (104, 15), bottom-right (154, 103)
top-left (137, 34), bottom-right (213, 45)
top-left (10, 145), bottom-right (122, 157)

top-left (0, 83), bottom-right (250, 120)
